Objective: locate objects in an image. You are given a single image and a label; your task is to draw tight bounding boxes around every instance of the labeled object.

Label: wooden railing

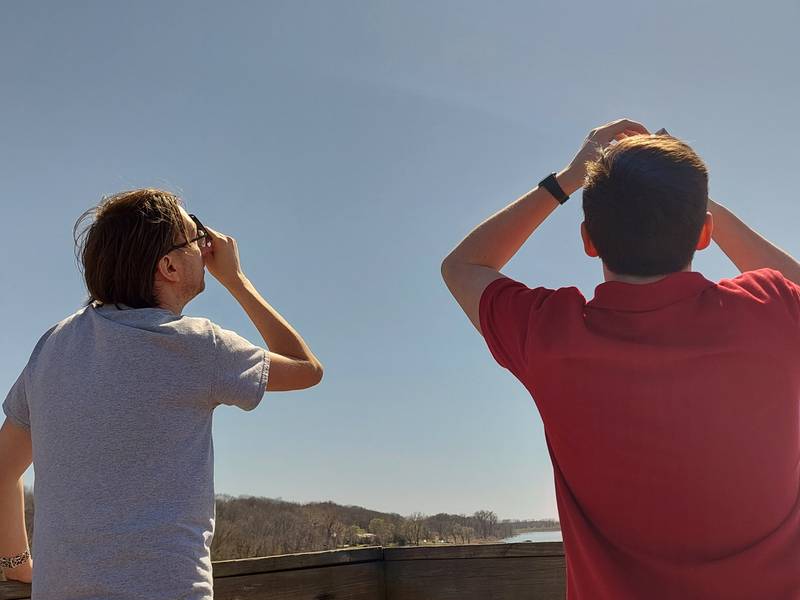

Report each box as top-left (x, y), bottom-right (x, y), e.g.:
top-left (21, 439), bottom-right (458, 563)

top-left (0, 541), bottom-right (566, 599)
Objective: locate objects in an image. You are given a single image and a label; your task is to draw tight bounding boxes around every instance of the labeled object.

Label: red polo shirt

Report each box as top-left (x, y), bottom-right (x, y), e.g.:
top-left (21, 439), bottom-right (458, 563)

top-left (479, 268), bottom-right (800, 599)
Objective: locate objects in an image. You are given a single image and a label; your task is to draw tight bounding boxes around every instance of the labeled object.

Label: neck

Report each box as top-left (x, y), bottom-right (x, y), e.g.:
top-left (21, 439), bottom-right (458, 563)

top-left (603, 263), bottom-right (692, 285)
top-left (157, 299), bottom-right (184, 315)
top-left (153, 284), bottom-right (185, 315)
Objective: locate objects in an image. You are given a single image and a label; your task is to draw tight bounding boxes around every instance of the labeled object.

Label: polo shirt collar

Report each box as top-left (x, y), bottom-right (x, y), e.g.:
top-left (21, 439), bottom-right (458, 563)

top-left (587, 271), bottom-right (715, 312)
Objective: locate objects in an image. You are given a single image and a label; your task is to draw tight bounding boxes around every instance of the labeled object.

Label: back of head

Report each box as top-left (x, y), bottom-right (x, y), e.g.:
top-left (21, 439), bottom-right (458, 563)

top-left (582, 135), bottom-right (709, 277)
top-left (74, 188), bottom-right (189, 308)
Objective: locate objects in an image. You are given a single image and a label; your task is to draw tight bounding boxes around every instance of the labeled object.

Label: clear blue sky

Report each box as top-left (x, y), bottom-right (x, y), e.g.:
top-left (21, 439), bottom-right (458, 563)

top-left (2, 1), bottom-right (799, 520)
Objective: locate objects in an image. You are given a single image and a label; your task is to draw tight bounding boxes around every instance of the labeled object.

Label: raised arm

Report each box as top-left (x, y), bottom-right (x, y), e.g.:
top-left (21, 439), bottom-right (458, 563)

top-left (707, 198), bottom-right (800, 285)
top-left (441, 118), bottom-right (649, 331)
top-left (204, 227), bottom-right (323, 391)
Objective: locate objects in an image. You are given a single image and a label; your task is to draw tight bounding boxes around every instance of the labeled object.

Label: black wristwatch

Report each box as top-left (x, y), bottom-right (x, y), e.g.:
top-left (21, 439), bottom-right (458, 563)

top-left (538, 173), bottom-right (570, 205)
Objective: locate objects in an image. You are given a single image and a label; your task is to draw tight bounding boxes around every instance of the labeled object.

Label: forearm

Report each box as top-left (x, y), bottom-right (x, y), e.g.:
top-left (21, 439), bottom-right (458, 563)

top-left (0, 477), bottom-right (32, 581)
top-left (443, 167), bottom-right (583, 269)
top-left (708, 198), bottom-right (800, 284)
top-left (226, 275), bottom-right (321, 366)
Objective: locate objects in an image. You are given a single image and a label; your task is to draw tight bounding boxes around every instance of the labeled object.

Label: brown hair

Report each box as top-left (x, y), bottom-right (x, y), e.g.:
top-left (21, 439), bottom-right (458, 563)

top-left (73, 189), bottom-right (190, 308)
top-left (582, 135), bottom-right (709, 277)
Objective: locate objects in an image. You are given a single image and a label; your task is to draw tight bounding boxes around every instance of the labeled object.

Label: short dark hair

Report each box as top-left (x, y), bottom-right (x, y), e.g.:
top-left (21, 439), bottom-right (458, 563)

top-left (582, 135), bottom-right (709, 277)
top-left (73, 189), bottom-right (190, 308)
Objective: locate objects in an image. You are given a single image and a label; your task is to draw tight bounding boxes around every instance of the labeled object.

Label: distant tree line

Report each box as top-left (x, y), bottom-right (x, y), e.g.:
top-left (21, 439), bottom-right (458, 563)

top-left (211, 495), bottom-right (559, 560)
top-left (16, 487), bottom-right (558, 561)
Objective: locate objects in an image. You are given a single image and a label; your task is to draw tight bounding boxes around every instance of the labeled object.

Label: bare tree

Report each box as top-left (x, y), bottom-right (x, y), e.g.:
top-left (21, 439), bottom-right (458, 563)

top-left (473, 510), bottom-right (499, 539)
top-left (403, 512), bottom-right (427, 546)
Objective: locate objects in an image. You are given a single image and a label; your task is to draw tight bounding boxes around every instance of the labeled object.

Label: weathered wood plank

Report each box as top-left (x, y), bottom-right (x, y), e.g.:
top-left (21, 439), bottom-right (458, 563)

top-left (0, 543), bottom-right (568, 600)
top-left (0, 562), bottom-right (386, 600)
top-left (384, 542), bottom-right (564, 561)
top-left (385, 556), bottom-right (566, 600)
top-left (0, 579), bottom-right (30, 600)
top-left (213, 561), bottom-right (385, 600)
top-left (214, 547), bottom-right (384, 578)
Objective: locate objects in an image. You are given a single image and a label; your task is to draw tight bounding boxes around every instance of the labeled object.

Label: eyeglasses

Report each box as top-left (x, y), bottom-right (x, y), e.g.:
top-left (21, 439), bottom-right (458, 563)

top-left (170, 214), bottom-right (210, 252)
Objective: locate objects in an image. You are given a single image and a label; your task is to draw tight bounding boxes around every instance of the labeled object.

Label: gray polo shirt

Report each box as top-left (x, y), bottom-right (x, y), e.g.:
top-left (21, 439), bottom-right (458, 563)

top-left (3, 303), bottom-right (269, 599)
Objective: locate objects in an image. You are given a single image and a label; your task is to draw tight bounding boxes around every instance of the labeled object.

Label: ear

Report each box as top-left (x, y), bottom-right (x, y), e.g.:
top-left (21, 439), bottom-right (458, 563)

top-left (580, 222), bottom-right (599, 258)
top-left (695, 211), bottom-right (714, 251)
top-left (154, 254), bottom-right (180, 283)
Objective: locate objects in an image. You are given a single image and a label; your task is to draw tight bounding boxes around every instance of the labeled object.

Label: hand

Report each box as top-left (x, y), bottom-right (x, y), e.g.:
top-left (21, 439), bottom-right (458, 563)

top-left (565, 118), bottom-right (650, 186)
top-left (203, 227), bottom-right (245, 289)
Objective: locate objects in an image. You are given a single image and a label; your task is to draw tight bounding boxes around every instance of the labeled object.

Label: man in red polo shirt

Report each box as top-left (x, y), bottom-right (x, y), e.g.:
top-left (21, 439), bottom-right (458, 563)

top-left (441, 119), bottom-right (800, 599)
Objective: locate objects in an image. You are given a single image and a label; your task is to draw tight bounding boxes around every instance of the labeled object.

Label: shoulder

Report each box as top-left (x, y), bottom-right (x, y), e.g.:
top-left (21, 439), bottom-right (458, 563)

top-left (178, 317), bottom-right (261, 354)
top-left (27, 306), bottom-right (90, 363)
top-left (480, 275), bottom-right (586, 314)
top-left (169, 315), bottom-right (221, 345)
top-left (716, 268), bottom-right (800, 321)
top-left (477, 276), bottom-right (586, 376)
top-left (478, 276), bottom-right (586, 341)
top-left (717, 268), bottom-right (798, 300)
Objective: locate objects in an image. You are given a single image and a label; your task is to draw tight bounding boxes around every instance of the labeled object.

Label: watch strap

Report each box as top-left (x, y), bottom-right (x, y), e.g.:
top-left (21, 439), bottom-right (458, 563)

top-left (538, 172), bottom-right (569, 205)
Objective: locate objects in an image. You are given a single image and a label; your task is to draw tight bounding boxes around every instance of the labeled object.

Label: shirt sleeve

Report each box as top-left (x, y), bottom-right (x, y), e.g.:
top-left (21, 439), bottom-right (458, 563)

top-left (728, 268), bottom-right (800, 324)
top-left (772, 270), bottom-right (800, 323)
top-left (3, 368), bottom-right (30, 430)
top-left (210, 324), bottom-right (270, 411)
top-left (773, 271), bottom-right (800, 323)
top-left (478, 276), bottom-right (560, 378)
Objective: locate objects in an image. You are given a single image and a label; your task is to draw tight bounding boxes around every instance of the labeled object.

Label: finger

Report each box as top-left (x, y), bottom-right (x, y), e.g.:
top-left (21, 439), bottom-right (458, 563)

top-left (599, 120), bottom-right (648, 139)
top-left (616, 129), bottom-right (644, 139)
top-left (611, 130), bottom-right (634, 141)
top-left (618, 119), bottom-right (649, 135)
top-left (204, 226), bottom-right (224, 239)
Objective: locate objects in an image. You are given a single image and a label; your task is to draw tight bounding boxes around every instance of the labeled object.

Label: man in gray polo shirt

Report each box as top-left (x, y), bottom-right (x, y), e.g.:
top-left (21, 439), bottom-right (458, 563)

top-left (0, 189), bottom-right (323, 598)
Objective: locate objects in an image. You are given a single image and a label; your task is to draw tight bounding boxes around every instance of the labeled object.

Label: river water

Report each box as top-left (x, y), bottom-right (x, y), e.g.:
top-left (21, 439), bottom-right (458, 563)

top-left (503, 530), bottom-right (562, 543)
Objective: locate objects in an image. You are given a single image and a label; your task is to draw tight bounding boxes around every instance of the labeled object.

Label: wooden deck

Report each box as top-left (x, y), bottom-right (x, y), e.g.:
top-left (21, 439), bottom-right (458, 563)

top-left (0, 541), bottom-right (566, 599)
